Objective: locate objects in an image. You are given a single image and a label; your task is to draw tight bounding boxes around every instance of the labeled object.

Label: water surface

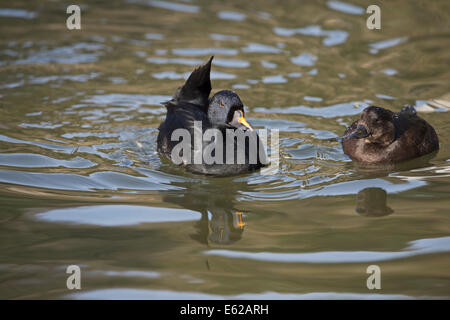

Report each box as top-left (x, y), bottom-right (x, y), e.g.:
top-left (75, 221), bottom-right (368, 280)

top-left (0, 0), bottom-right (449, 299)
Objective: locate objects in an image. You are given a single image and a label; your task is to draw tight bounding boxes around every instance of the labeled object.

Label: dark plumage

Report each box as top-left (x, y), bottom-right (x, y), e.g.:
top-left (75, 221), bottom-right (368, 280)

top-left (342, 105), bottom-right (439, 163)
top-left (157, 57), bottom-right (266, 175)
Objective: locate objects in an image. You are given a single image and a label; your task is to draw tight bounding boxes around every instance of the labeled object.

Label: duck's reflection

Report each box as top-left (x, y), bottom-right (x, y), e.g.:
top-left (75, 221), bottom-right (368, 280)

top-left (355, 187), bottom-right (393, 217)
top-left (163, 179), bottom-right (246, 245)
top-left (204, 210), bottom-right (244, 244)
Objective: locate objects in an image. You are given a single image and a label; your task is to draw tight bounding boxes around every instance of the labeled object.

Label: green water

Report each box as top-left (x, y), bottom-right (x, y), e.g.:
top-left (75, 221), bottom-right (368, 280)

top-left (0, 0), bottom-right (449, 299)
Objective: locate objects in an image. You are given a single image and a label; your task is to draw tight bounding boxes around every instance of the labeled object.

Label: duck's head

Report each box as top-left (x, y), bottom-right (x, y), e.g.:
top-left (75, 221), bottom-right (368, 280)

top-left (346, 106), bottom-right (395, 146)
top-left (208, 90), bottom-right (253, 131)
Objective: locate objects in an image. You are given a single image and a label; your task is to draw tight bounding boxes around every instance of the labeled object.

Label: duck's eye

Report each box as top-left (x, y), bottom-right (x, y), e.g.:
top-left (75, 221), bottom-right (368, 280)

top-left (219, 101), bottom-right (225, 107)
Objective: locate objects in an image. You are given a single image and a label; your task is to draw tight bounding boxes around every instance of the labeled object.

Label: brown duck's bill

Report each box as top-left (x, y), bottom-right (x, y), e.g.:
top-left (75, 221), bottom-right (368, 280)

top-left (327, 125), bottom-right (370, 143)
top-left (345, 125), bottom-right (369, 139)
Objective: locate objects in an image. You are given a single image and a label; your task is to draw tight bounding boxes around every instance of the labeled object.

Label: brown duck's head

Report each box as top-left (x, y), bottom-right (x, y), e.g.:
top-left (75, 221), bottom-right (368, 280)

top-left (346, 106), bottom-right (396, 146)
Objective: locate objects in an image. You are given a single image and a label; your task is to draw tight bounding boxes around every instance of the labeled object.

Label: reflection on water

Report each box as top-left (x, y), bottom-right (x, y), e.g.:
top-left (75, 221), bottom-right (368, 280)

top-left (0, 153), bottom-right (96, 169)
top-left (172, 47), bottom-right (238, 56)
top-left (204, 236), bottom-right (450, 263)
top-left (0, 8), bottom-right (37, 19)
top-left (241, 43), bottom-right (282, 54)
top-left (326, 1), bottom-right (364, 15)
top-left (369, 37), bottom-right (408, 54)
top-left (128, 0), bottom-right (200, 13)
top-left (355, 188), bottom-right (393, 217)
top-left (274, 25), bottom-right (348, 47)
top-left (254, 101), bottom-right (369, 118)
top-left (217, 11), bottom-right (247, 22)
top-left (146, 57), bottom-right (250, 68)
top-left (35, 205), bottom-right (201, 226)
top-left (163, 181), bottom-right (247, 245)
top-left (14, 43), bottom-right (106, 65)
top-left (291, 53), bottom-right (318, 67)
top-left (71, 288), bottom-right (437, 300)
top-left (0, 0), bottom-right (449, 299)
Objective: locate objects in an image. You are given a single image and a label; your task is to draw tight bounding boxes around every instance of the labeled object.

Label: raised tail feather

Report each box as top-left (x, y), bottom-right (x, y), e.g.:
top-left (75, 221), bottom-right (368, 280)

top-left (167, 56), bottom-right (213, 107)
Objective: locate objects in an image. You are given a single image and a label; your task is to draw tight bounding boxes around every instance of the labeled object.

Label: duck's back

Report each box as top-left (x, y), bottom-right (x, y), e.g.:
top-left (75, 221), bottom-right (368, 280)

top-left (398, 112), bottom-right (439, 159)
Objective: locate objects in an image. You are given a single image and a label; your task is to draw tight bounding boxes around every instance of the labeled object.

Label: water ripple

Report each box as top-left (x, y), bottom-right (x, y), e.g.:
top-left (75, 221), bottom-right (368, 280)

top-left (0, 153), bottom-right (96, 168)
top-left (35, 205), bottom-right (201, 226)
top-left (12, 43), bottom-right (105, 65)
top-left (274, 25), bottom-right (348, 46)
top-left (172, 48), bottom-right (238, 56)
top-left (69, 288), bottom-right (443, 300)
top-left (0, 8), bottom-right (37, 19)
top-left (128, 0), bottom-right (200, 13)
top-left (369, 37), bottom-right (408, 54)
top-left (326, 1), bottom-right (364, 15)
top-left (254, 102), bottom-right (368, 118)
top-left (217, 11), bottom-right (246, 21)
top-left (0, 169), bottom-right (181, 191)
top-left (204, 236), bottom-right (450, 263)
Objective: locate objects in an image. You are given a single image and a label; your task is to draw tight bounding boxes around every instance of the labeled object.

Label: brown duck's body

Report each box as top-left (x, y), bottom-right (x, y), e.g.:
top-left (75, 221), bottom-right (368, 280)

top-left (342, 106), bottom-right (439, 163)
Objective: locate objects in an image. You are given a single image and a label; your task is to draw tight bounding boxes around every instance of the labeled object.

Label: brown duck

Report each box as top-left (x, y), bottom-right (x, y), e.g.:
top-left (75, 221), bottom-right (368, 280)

top-left (342, 105), bottom-right (439, 163)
